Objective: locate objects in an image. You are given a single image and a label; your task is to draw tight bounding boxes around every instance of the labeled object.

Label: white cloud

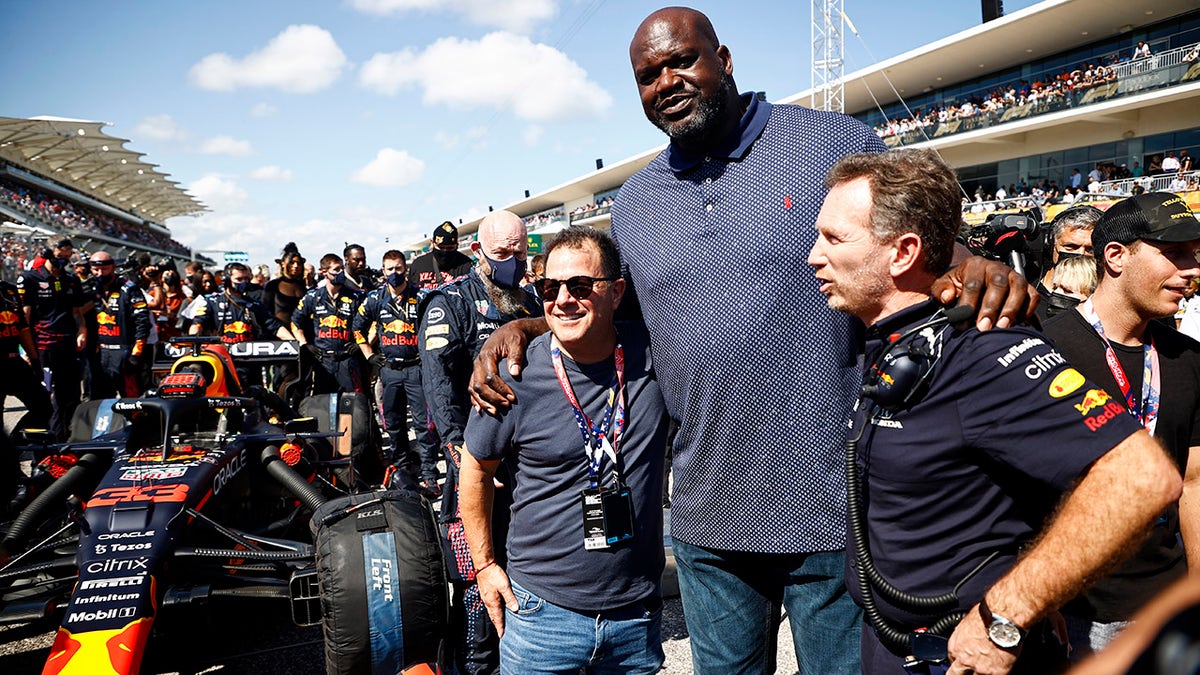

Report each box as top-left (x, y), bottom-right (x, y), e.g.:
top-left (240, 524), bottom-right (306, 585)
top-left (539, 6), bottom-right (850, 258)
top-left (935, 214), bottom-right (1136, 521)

top-left (249, 165), bottom-right (293, 181)
top-left (199, 135), bottom-right (254, 156)
top-left (187, 175), bottom-right (249, 212)
top-left (351, 148), bottom-right (425, 187)
top-left (522, 125), bottom-right (543, 147)
top-left (359, 31), bottom-right (611, 122)
top-left (433, 126), bottom-right (489, 150)
top-left (250, 102), bottom-right (278, 117)
top-left (349, 0), bottom-right (556, 33)
top-left (135, 114), bottom-right (187, 142)
top-left (189, 25), bottom-right (348, 93)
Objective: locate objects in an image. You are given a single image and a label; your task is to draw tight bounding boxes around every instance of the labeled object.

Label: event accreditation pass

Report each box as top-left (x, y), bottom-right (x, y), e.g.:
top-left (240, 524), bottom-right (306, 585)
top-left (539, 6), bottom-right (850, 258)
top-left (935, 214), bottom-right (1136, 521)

top-left (581, 485), bottom-right (635, 550)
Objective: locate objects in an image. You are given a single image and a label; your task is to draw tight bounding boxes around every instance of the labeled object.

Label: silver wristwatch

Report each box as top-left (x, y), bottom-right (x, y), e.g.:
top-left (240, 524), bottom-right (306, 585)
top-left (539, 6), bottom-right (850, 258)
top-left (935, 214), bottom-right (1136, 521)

top-left (980, 599), bottom-right (1025, 649)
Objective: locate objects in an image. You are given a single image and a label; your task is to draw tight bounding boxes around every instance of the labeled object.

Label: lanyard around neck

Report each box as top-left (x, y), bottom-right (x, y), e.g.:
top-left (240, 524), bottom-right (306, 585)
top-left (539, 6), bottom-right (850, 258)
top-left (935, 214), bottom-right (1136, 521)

top-left (1079, 298), bottom-right (1160, 435)
top-left (549, 337), bottom-right (625, 487)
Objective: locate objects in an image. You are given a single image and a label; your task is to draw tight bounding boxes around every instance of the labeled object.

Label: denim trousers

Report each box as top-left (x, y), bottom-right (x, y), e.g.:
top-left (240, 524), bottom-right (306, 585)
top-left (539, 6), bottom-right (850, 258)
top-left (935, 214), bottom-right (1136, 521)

top-left (499, 578), bottom-right (664, 675)
top-left (672, 538), bottom-right (861, 674)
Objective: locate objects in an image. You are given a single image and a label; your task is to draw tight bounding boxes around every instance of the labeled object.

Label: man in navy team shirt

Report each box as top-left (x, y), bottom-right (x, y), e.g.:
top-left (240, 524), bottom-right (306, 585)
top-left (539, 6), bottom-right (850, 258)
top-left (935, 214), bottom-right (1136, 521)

top-left (809, 148), bottom-right (1178, 674)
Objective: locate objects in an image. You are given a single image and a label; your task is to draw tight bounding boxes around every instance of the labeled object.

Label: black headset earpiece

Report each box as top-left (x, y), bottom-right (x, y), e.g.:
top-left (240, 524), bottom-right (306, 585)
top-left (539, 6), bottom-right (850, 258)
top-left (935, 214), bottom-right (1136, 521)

top-left (860, 305), bottom-right (973, 411)
top-left (860, 342), bottom-right (937, 410)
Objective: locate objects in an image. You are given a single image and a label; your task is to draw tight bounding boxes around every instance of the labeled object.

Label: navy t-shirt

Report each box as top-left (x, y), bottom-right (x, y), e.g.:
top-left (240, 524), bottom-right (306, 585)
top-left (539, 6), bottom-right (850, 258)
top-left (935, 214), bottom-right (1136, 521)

top-left (464, 321), bottom-right (668, 612)
top-left (850, 301), bottom-right (1141, 628)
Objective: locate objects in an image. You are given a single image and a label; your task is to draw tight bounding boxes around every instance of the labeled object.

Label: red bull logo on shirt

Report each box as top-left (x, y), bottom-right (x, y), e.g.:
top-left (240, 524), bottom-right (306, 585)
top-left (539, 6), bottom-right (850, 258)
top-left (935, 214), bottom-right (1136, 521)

top-left (222, 320), bottom-right (252, 343)
top-left (1074, 389), bottom-right (1111, 415)
top-left (0, 310), bottom-right (19, 338)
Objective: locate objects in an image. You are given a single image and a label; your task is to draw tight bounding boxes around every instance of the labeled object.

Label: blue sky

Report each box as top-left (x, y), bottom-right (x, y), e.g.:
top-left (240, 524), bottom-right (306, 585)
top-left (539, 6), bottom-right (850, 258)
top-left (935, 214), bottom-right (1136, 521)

top-left (4, 0), bottom-right (1039, 267)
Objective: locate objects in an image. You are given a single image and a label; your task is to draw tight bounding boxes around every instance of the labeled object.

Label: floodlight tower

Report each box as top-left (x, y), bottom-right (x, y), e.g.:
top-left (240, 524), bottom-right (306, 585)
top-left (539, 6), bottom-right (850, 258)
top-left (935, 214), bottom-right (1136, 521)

top-left (811, 0), bottom-right (845, 112)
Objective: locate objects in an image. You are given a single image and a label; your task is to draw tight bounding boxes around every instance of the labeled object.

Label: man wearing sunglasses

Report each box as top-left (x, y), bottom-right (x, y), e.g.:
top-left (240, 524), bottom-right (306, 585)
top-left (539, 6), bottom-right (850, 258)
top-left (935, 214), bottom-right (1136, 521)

top-left (88, 251), bottom-right (151, 398)
top-left (460, 227), bottom-right (669, 674)
top-left (418, 209), bottom-right (541, 675)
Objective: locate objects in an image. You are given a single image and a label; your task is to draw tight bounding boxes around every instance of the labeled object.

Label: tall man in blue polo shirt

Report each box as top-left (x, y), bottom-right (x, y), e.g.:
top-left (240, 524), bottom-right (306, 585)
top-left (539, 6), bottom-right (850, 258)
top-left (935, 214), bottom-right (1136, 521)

top-left (470, 7), bottom-right (1035, 673)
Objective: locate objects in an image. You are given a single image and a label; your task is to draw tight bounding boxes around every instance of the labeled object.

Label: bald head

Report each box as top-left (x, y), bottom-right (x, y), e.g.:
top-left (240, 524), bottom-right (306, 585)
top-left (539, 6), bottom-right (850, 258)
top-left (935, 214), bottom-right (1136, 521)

top-left (476, 210), bottom-right (528, 262)
top-left (629, 6), bottom-right (739, 149)
top-left (631, 7), bottom-right (719, 58)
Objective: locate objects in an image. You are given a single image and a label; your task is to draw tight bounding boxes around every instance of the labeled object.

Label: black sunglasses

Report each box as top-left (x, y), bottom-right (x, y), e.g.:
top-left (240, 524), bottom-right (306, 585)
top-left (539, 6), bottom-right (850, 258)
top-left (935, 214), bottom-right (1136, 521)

top-left (538, 275), bottom-right (618, 300)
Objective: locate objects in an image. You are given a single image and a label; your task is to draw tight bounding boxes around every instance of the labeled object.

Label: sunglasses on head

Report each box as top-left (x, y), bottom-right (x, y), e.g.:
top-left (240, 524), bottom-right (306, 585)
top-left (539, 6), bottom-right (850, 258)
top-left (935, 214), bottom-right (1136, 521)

top-left (538, 275), bottom-right (618, 300)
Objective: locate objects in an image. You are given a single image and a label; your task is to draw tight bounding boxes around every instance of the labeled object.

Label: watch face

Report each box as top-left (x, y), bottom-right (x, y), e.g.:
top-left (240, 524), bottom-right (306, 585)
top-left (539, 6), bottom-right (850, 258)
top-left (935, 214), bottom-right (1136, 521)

top-left (988, 622), bottom-right (1022, 649)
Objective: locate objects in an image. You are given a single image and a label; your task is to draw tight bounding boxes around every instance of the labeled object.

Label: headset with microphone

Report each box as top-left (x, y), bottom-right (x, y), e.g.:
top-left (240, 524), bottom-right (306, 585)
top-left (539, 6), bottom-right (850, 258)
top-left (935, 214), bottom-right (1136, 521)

top-left (860, 304), bottom-right (974, 411)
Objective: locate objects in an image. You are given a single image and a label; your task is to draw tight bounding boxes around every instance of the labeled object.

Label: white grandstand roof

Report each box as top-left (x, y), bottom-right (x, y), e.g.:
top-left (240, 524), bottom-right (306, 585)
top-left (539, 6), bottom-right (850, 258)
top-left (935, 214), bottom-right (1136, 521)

top-left (0, 116), bottom-right (205, 221)
top-left (785, 0), bottom-right (1200, 112)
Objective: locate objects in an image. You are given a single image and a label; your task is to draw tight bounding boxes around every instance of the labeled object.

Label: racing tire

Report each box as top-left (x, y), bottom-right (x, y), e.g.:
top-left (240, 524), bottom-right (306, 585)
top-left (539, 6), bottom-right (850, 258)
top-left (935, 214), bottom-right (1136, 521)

top-left (313, 489), bottom-right (448, 675)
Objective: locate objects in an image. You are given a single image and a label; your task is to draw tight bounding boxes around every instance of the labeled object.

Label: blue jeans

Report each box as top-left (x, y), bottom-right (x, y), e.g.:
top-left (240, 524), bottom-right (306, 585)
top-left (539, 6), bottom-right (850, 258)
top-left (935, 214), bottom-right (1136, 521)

top-left (672, 539), bottom-right (861, 674)
top-left (500, 579), bottom-right (664, 675)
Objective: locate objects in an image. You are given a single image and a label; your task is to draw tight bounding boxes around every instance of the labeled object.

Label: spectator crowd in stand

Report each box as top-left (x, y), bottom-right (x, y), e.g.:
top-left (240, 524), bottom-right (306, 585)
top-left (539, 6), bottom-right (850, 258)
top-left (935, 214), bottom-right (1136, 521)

top-left (874, 40), bottom-right (1199, 144)
top-left (0, 175), bottom-right (190, 255)
top-left (568, 195), bottom-right (614, 221)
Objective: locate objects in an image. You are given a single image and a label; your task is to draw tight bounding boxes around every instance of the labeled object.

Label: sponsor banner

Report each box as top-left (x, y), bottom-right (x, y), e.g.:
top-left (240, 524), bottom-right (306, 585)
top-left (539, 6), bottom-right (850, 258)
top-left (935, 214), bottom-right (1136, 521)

top-left (153, 340), bottom-right (300, 367)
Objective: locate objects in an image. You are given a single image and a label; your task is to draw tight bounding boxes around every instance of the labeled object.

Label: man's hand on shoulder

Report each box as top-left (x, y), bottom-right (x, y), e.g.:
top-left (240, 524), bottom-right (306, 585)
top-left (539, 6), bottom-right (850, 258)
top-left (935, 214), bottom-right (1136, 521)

top-left (475, 563), bottom-right (517, 637)
top-left (947, 604), bottom-right (1020, 675)
top-left (932, 256), bottom-right (1039, 331)
top-left (469, 317), bottom-right (549, 414)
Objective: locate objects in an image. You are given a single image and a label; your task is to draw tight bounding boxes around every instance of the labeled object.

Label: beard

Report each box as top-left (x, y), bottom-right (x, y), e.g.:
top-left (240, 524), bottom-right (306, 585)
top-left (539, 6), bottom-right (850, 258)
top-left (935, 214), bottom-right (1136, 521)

top-left (480, 269), bottom-right (529, 316)
top-left (650, 73), bottom-right (735, 144)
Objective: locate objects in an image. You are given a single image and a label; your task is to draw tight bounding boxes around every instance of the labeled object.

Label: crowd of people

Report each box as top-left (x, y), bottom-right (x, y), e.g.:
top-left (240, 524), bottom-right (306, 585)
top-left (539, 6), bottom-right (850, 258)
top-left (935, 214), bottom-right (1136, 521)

top-left (3, 7), bottom-right (1200, 675)
top-left (874, 40), bottom-right (1198, 144)
top-left (963, 158), bottom-right (1198, 215)
top-left (0, 175), bottom-right (191, 256)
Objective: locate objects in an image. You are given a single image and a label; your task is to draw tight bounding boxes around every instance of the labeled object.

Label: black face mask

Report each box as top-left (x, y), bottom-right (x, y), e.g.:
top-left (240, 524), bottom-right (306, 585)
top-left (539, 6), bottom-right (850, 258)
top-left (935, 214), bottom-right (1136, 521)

top-left (432, 249), bottom-right (455, 264)
top-left (1043, 291), bottom-right (1082, 318)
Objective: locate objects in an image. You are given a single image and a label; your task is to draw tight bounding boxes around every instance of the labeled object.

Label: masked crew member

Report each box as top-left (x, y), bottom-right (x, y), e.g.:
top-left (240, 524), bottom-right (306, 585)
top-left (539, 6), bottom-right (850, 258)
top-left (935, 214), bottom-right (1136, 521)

top-left (410, 221), bottom-right (473, 290)
top-left (88, 252), bottom-right (151, 398)
top-left (353, 250), bottom-right (439, 495)
top-left (18, 238), bottom-right (87, 440)
top-left (0, 276), bottom-right (50, 433)
top-left (808, 148), bottom-right (1179, 674)
top-left (190, 262), bottom-right (293, 388)
top-left (419, 210), bottom-right (540, 675)
top-left (292, 254), bottom-right (363, 395)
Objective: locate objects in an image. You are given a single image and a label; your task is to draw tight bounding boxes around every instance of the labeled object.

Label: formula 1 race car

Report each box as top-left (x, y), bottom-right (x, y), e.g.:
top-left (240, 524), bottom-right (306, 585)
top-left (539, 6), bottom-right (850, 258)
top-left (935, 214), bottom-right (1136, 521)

top-left (0, 337), bottom-right (447, 675)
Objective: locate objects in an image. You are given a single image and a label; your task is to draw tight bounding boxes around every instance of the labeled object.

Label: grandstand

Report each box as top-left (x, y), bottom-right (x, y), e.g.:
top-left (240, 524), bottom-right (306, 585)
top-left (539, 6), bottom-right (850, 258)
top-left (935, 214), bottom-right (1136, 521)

top-left (0, 116), bottom-right (210, 280)
top-left (408, 0), bottom-right (1200, 253)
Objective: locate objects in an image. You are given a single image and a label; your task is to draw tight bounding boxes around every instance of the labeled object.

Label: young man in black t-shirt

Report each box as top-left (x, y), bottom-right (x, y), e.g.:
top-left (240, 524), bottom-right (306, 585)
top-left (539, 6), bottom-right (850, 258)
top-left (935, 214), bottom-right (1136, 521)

top-left (1043, 192), bottom-right (1200, 660)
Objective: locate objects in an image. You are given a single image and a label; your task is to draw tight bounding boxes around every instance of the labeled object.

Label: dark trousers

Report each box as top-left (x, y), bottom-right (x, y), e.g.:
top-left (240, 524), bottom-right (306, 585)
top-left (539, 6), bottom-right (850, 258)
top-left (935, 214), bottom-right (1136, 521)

top-left (312, 355), bottom-right (362, 395)
top-left (379, 364), bottom-right (439, 480)
top-left (39, 341), bottom-right (80, 440)
top-left (96, 346), bottom-right (140, 398)
top-left (0, 353), bottom-right (51, 432)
